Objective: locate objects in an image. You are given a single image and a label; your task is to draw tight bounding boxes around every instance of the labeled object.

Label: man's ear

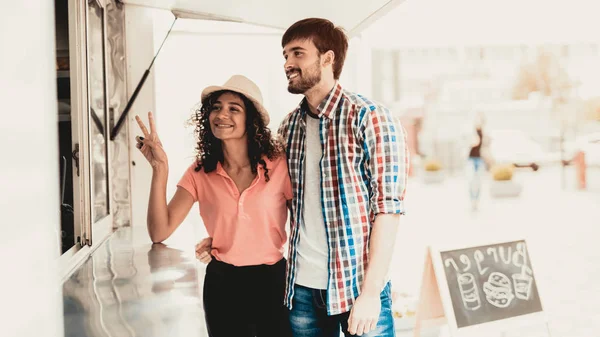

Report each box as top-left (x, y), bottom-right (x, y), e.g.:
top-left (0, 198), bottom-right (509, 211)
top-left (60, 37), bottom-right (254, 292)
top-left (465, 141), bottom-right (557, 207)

top-left (322, 50), bottom-right (335, 67)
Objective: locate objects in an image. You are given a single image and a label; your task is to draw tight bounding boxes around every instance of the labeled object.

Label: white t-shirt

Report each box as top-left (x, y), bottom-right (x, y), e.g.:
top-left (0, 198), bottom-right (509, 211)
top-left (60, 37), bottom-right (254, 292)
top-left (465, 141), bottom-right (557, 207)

top-left (294, 114), bottom-right (329, 289)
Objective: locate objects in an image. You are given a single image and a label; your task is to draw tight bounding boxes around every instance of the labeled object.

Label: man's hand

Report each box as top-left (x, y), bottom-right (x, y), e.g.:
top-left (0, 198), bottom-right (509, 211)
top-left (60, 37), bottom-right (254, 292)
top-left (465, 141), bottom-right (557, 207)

top-left (195, 237), bottom-right (213, 264)
top-left (347, 292), bottom-right (381, 336)
top-left (347, 213), bottom-right (399, 335)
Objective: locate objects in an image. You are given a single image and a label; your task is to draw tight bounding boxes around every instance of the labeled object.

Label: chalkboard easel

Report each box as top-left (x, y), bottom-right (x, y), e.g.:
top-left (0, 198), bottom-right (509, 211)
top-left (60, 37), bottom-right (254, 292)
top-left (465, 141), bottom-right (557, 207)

top-left (413, 239), bottom-right (550, 337)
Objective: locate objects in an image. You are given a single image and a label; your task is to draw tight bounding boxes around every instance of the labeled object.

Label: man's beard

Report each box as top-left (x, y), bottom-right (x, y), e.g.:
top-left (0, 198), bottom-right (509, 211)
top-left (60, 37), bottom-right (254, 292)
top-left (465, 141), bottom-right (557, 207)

top-left (287, 59), bottom-right (322, 94)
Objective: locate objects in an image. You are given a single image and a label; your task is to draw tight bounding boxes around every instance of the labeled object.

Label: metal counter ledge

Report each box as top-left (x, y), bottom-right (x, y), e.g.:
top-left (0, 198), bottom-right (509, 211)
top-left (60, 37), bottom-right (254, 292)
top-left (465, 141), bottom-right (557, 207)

top-left (62, 226), bottom-right (208, 337)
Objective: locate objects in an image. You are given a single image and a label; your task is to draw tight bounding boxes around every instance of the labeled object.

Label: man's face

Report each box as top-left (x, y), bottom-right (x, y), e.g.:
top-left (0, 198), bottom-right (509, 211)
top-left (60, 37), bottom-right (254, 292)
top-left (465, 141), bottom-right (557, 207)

top-left (283, 39), bottom-right (322, 94)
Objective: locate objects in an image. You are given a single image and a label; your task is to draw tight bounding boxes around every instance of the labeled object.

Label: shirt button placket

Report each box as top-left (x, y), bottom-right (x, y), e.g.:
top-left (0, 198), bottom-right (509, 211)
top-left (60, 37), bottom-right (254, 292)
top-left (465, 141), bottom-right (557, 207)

top-left (238, 195), bottom-right (244, 214)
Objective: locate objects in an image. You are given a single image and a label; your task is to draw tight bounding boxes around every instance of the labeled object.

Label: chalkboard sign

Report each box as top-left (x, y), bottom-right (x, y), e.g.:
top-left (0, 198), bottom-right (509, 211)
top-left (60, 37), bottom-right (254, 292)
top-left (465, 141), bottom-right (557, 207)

top-left (439, 240), bottom-right (542, 328)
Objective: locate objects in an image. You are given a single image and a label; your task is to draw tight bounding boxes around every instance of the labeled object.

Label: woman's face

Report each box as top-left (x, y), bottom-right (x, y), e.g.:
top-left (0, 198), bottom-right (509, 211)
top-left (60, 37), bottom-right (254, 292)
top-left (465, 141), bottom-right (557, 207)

top-left (208, 92), bottom-right (247, 141)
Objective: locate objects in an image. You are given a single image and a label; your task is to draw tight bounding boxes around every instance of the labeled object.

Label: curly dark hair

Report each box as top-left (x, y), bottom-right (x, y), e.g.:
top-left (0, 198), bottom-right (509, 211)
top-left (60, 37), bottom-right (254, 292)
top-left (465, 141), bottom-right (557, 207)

top-left (191, 90), bottom-right (283, 182)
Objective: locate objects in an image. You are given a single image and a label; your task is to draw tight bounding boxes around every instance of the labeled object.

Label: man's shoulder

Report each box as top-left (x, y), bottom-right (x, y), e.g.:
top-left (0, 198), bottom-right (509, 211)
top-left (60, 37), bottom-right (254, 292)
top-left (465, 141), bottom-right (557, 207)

top-left (280, 109), bottom-right (297, 124)
top-left (338, 89), bottom-right (391, 122)
top-left (278, 106), bottom-right (302, 130)
top-left (340, 89), bottom-right (387, 111)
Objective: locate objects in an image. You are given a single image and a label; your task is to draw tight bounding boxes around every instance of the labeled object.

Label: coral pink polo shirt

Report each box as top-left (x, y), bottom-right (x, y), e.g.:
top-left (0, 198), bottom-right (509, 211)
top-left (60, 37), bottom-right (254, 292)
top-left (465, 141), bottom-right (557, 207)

top-left (177, 155), bottom-right (292, 267)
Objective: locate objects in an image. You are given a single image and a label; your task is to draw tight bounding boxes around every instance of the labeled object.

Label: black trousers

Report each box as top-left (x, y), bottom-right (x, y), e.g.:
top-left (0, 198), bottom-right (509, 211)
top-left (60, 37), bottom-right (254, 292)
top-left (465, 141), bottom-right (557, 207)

top-left (203, 257), bottom-right (292, 337)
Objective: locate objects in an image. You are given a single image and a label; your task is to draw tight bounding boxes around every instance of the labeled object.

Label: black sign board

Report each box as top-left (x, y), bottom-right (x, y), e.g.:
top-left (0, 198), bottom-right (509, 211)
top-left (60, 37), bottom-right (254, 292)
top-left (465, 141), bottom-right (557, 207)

top-left (439, 240), bottom-right (542, 328)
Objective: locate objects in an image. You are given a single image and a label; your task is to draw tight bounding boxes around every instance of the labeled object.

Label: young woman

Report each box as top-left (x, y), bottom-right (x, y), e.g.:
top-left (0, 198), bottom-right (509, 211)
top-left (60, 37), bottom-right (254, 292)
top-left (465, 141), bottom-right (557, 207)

top-left (135, 75), bottom-right (293, 337)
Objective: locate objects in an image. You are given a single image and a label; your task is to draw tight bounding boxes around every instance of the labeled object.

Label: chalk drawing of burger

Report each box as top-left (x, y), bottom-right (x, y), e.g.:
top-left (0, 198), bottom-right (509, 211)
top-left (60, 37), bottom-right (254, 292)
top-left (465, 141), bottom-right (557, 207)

top-left (483, 272), bottom-right (515, 308)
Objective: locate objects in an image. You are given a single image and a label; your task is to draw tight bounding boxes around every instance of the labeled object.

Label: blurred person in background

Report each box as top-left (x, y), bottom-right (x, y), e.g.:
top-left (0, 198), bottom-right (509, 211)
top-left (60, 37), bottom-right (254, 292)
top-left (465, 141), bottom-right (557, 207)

top-left (467, 112), bottom-right (487, 210)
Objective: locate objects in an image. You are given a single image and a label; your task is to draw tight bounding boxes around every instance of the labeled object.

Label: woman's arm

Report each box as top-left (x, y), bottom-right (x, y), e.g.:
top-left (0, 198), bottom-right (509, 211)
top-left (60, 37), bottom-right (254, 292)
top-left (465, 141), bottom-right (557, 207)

top-left (147, 166), bottom-right (195, 243)
top-left (135, 112), bottom-right (195, 243)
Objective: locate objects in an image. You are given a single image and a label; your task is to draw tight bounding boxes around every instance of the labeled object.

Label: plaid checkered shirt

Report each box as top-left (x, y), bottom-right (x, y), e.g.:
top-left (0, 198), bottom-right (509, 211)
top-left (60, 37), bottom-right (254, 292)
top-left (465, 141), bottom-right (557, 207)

top-left (277, 82), bottom-right (409, 315)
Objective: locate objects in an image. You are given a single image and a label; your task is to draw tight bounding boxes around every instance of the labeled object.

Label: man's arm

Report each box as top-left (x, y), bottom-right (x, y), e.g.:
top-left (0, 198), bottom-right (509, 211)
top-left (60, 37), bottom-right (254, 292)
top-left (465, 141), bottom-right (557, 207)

top-left (360, 213), bottom-right (400, 296)
top-left (347, 106), bottom-right (409, 336)
top-left (362, 106), bottom-right (408, 292)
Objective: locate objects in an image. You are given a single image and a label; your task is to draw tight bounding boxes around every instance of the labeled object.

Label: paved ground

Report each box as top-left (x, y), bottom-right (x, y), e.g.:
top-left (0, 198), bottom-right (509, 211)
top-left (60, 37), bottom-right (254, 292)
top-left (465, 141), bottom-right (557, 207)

top-left (390, 164), bottom-right (600, 337)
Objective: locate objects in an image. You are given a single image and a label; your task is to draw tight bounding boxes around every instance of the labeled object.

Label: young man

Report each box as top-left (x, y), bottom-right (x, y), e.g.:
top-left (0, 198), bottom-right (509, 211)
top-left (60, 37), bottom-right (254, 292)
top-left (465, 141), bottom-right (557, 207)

top-left (278, 18), bottom-right (409, 337)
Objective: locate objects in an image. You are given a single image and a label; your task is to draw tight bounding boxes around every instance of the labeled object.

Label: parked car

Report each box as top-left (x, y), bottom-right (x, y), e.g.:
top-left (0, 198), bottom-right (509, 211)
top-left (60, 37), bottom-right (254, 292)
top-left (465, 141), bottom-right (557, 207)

top-left (486, 130), bottom-right (549, 171)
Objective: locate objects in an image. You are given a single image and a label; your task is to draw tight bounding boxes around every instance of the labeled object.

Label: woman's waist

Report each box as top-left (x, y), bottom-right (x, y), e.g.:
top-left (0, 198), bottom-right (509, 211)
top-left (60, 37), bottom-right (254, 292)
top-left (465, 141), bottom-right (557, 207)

top-left (209, 254), bottom-right (286, 271)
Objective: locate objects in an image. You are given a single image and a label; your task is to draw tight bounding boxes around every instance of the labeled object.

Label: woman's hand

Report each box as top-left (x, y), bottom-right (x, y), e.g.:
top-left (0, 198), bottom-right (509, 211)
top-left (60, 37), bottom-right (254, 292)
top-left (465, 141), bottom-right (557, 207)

top-left (195, 237), bottom-right (213, 264)
top-left (135, 111), bottom-right (168, 169)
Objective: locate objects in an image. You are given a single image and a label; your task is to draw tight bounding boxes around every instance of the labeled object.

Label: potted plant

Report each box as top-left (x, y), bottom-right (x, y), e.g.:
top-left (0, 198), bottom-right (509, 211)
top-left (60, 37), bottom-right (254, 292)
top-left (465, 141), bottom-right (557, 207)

top-left (392, 291), bottom-right (417, 332)
top-left (422, 159), bottom-right (444, 184)
top-left (490, 164), bottom-right (522, 197)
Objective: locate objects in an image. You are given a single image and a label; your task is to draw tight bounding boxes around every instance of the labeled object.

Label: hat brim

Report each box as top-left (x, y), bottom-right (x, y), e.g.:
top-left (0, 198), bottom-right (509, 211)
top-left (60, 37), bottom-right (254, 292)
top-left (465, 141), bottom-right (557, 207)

top-left (201, 85), bottom-right (270, 125)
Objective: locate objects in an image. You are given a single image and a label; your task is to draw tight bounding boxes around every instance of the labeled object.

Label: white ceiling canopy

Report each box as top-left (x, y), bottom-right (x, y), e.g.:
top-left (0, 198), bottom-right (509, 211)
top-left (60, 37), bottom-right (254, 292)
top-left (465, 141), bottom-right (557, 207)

top-left (363, 0), bottom-right (600, 47)
top-left (120, 0), bottom-right (405, 37)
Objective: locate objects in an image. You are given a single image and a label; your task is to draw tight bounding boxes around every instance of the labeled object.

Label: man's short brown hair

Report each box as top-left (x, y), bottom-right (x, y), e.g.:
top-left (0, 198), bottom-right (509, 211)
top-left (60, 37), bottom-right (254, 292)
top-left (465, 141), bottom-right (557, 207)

top-left (282, 18), bottom-right (349, 80)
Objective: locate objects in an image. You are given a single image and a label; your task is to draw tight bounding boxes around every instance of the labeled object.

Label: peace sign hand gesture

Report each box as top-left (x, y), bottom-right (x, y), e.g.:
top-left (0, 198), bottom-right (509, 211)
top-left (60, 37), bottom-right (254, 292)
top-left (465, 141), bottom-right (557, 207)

top-left (135, 112), bottom-right (168, 170)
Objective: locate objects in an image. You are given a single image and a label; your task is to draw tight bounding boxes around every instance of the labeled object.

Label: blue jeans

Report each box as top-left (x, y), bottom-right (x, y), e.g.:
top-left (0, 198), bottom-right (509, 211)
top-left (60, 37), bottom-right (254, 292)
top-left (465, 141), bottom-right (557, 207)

top-left (468, 157), bottom-right (483, 201)
top-left (289, 282), bottom-right (395, 337)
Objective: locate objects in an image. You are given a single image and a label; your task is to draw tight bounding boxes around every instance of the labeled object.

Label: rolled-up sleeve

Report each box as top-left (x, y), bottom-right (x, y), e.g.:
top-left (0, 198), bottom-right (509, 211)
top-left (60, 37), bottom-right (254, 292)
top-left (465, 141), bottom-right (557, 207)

top-left (361, 105), bottom-right (409, 217)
